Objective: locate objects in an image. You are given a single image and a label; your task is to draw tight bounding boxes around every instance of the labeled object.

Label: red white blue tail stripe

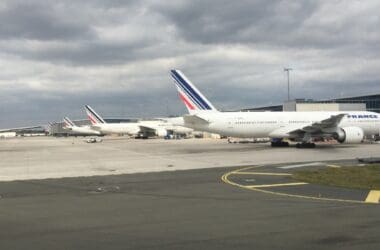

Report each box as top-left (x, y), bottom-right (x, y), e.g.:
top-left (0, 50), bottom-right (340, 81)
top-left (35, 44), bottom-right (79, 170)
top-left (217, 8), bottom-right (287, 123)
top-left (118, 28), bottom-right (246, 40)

top-left (85, 105), bottom-right (106, 125)
top-left (170, 69), bottom-right (216, 113)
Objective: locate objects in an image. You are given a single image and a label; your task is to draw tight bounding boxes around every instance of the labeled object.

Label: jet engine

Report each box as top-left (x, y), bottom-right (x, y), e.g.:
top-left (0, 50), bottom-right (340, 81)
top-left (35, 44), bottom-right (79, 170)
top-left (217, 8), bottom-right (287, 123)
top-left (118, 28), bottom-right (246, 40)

top-left (333, 127), bottom-right (364, 144)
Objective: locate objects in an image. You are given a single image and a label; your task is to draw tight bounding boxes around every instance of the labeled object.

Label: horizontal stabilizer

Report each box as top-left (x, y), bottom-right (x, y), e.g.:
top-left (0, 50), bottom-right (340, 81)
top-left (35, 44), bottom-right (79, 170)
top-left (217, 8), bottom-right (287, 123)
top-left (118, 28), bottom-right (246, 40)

top-left (183, 115), bottom-right (210, 125)
top-left (90, 125), bottom-right (103, 131)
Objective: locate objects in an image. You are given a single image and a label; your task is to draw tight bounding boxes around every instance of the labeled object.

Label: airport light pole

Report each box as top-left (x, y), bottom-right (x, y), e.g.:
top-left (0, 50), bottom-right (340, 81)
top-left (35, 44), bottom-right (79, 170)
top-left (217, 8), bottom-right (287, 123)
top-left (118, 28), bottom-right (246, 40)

top-left (284, 68), bottom-right (292, 101)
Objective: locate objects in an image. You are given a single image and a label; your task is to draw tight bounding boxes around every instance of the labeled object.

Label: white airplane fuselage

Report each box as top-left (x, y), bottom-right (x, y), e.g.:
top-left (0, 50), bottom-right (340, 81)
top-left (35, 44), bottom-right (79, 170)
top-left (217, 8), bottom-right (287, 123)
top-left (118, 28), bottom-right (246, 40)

top-left (92, 119), bottom-right (193, 136)
top-left (186, 111), bottom-right (380, 139)
top-left (66, 125), bottom-right (102, 135)
top-left (143, 117), bottom-right (193, 135)
top-left (92, 123), bottom-right (140, 135)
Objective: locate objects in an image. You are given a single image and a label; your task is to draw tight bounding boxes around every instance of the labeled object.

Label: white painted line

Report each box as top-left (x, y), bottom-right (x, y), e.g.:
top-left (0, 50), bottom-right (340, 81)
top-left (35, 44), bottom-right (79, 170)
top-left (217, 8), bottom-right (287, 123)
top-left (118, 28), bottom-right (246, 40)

top-left (278, 162), bottom-right (325, 169)
top-left (246, 182), bottom-right (308, 188)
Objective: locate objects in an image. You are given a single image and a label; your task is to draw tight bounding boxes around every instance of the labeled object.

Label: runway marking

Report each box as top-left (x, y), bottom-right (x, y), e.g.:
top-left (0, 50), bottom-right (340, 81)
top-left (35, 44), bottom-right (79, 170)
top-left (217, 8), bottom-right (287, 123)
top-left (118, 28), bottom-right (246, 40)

top-left (245, 182), bottom-right (308, 188)
top-left (233, 172), bottom-right (292, 176)
top-left (221, 166), bottom-right (370, 205)
top-left (327, 164), bottom-right (341, 168)
top-left (278, 162), bottom-right (325, 169)
top-left (365, 190), bottom-right (380, 203)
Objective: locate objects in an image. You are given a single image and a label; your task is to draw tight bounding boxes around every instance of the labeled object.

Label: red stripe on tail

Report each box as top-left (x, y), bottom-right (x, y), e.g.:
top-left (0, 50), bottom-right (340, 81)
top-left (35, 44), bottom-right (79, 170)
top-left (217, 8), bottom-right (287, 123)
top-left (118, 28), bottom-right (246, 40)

top-left (88, 115), bottom-right (97, 125)
top-left (179, 92), bottom-right (195, 110)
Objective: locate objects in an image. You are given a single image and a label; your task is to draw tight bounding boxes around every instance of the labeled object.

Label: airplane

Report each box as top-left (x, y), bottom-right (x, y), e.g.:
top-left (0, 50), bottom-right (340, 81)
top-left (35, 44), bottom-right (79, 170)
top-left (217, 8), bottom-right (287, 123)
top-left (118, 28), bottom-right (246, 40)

top-left (62, 117), bottom-right (103, 135)
top-left (170, 69), bottom-right (380, 148)
top-left (85, 105), bottom-right (141, 136)
top-left (85, 105), bottom-right (192, 138)
top-left (0, 125), bottom-right (42, 133)
top-left (138, 119), bottom-right (193, 137)
top-left (0, 124), bottom-right (47, 138)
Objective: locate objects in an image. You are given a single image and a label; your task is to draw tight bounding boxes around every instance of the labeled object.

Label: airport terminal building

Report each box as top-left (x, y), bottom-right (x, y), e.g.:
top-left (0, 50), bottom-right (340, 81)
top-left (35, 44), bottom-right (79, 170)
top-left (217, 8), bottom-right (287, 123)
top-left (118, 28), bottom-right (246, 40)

top-left (242, 94), bottom-right (380, 113)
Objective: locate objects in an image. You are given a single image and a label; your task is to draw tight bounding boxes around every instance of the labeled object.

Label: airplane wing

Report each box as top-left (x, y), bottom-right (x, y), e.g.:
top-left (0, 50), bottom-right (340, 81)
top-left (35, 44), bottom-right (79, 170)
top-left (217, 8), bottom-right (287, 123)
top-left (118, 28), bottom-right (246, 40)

top-left (90, 125), bottom-right (103, 131)
top-left (0, 126), bottom-right (42, 133)
top-left (287, 114), bottom-right (347, 137)
top-left (138, 124), bottom-right (166, 137)
top-left (138, 125), bottom-right (157, 133)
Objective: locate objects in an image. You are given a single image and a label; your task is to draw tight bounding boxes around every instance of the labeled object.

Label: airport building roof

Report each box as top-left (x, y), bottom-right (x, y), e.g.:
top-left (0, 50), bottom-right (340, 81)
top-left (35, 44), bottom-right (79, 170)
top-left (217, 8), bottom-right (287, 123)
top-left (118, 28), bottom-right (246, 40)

top-left (242, 93), bottom-right (380, 113)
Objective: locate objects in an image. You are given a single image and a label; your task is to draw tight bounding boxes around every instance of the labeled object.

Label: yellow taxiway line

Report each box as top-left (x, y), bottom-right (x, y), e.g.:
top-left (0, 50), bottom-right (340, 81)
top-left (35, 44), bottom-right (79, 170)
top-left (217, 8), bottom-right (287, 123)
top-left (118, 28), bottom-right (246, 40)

top-left (327, 164), bottom-right (341, 168)
top-left (232, 172), bottom-right (292, 176)
top-left (221, 166), bottom-right (371, 204)
top-left (365, 190), bottom-right (380, 204)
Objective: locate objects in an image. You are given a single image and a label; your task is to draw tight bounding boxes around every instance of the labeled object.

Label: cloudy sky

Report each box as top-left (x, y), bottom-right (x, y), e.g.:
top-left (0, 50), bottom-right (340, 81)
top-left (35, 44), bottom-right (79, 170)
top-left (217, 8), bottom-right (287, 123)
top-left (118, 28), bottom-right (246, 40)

top-left (1, 0), bottom-right (380, 127)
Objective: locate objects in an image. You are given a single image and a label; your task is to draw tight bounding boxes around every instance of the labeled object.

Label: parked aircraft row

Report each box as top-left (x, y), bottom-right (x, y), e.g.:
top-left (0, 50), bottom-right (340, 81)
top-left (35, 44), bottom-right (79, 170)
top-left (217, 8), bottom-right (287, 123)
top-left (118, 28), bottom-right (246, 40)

top-left (169, 69), bottom-right (380, 148)
top-left (64, 69), bottom-right (380, 148)
top-left (63, 105), bottom-right (193, 138)
top-left (3, 69), bottom-right (379, 148)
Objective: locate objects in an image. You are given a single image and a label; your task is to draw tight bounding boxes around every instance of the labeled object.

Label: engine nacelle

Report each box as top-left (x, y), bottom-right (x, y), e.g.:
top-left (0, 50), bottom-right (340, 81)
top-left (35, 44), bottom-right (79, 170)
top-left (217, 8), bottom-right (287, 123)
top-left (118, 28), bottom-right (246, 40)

top-left (333, 127), bottom-right (364, 144)
top-left (155, 129), bottom-right (168, 137)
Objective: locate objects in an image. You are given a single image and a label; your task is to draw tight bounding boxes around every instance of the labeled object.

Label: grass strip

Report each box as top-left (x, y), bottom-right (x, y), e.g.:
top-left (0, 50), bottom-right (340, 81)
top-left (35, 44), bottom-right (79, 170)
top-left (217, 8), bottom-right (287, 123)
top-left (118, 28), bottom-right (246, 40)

top-left (292, 164), bottom-right (380, 190)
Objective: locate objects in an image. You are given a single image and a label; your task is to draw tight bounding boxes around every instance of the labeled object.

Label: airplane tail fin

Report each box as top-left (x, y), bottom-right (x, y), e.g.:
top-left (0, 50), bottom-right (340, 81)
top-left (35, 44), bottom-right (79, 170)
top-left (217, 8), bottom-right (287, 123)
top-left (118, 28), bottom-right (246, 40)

top-left (63, 117), bottom-right (76, 128)
top-left (85, 105), bottom-right (106, 125)
top-left (45, 122), bottom-right (54, 133)
top-left (170, 69), bottom-right (218, 114)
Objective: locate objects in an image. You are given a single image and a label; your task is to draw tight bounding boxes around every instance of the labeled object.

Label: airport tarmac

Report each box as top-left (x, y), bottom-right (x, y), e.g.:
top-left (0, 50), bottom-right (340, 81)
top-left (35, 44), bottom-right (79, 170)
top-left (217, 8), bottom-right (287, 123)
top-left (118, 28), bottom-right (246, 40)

top-left (1, 137), bottom-right (380, 181)
top-left (0, 164), bottom-right (379, 250)
top-left (1, 137), bottom-right (380, 249)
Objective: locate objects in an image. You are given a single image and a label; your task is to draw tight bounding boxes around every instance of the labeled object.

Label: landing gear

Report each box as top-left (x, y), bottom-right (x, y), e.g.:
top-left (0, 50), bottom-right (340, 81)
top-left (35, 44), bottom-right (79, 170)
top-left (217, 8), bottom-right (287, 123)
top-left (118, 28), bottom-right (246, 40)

top-left (296, 142), bottom-right (316, 148)
top-left (135, 133), bottom-right (148, 139)
top-left (271, 140), bottom-right (289, 147)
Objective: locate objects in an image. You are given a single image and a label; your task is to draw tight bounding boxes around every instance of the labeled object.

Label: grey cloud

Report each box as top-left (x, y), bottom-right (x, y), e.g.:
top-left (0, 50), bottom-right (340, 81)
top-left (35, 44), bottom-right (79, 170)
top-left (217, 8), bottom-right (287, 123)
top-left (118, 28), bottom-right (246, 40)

top-left (155, 1), bottom-right (318, 45)
top-left (10, 41), bottom-right (150, 66)
top-left (0, 2), bottom-right (95, 41)
top-left (1, 42), bottom-right (179, 67)
top-left (0, 0), bottom-right (175, 66)
top-left (155, 0), bottom-right (380, 51)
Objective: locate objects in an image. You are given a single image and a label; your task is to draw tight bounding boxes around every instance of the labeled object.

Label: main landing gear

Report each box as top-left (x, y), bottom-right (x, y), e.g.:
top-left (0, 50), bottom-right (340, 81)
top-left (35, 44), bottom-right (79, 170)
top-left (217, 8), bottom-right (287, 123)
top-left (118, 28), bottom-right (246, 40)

top-left (270, 139), bottom-right (289, 147)
top-left (270, 138), bottom-right (316, 148)
top-left (296, 142), bottom-right (316, 148)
